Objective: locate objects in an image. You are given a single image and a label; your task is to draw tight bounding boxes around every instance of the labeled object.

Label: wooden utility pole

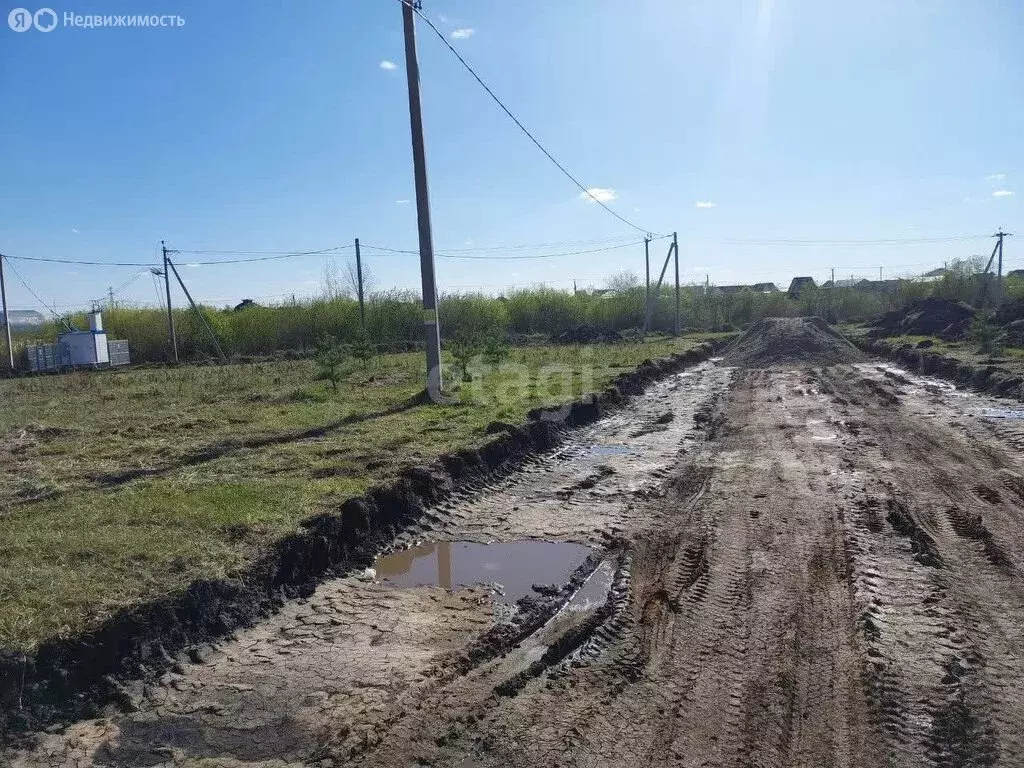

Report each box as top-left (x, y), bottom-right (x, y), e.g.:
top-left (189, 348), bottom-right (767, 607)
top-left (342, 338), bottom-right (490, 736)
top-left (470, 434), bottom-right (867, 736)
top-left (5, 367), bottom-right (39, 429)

top-left (643, 237), bottom-right (651, 332)
top-left (402, 0), bottom-right (444, 401)
top-left (0, 254), bottom-right (14, 370)
top-left (673, 232), bottom-right (680, 336)
top-left (161, 241), bottom-right (178, 363)
top-left (355, 238), bottom-right (366, 330)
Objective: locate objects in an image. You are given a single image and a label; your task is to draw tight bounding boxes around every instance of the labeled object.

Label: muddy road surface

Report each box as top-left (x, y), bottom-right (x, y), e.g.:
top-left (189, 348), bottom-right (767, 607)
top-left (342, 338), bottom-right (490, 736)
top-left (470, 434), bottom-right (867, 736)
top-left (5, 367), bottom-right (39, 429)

top-left (10, 349), bottom-right (1024, 767)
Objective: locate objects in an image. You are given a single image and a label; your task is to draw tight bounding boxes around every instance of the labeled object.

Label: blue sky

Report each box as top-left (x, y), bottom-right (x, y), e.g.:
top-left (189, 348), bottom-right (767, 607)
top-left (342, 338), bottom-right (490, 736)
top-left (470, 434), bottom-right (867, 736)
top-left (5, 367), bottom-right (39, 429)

top-left (0, 0), bottom-right (1020, 311)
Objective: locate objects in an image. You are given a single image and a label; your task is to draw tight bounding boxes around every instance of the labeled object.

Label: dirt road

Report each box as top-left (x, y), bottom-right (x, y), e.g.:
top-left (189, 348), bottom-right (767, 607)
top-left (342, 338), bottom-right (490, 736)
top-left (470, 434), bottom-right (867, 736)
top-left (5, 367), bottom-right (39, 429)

top-left (10, 350), bottom-right (1024, 767)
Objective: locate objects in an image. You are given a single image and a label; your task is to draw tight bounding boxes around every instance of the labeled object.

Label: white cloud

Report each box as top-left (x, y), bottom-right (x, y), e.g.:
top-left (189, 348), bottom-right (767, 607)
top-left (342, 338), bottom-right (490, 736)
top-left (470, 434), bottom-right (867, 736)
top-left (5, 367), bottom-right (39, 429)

top-left (379, 60), bottom-right (397, 71)
top-left (993, 189), bottom-right (1014, 198)
top-left (987, 173), bottom-right (1006, 181)
top-left (450, 28), bottom-right (474, 39)
top-left (437, 13), bottom-right (449, 23)
top-left (580, 187), bottom-right (617, 203)
top-left (395, 199), bottom-right (411, 204)
top-left (71, 227), bottom-right (79, 234)
top-left (695, 201), bottom-right (718, 209)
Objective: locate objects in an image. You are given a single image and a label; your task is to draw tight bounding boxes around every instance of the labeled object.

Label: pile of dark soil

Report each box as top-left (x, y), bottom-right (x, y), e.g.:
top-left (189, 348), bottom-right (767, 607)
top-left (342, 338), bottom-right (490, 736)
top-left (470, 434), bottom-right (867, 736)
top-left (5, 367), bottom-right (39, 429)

top-left (995, 298), bottom-right (1024, 326)
top-left (871, 298), bottom-right (976, 340)
top-left (554, 325), bottom-right (624, 344)
top-left (724, 317), bottom-right (865, 367)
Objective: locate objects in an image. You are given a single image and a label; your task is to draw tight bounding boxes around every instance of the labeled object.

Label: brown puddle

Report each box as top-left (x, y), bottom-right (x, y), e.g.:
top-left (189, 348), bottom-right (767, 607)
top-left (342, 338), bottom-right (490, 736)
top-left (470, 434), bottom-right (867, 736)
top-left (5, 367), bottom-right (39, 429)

top-left (372, 540), bottom-right (595, 603)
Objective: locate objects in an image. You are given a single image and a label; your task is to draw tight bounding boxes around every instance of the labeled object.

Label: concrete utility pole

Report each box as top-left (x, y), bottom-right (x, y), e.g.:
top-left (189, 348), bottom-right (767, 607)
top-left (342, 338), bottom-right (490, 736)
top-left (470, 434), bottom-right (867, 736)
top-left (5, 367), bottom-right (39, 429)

top-left (643, 237), bottom-right (651, 333)
top-left (995, 229), bottom-right (1011, 303)
top-left (402, 0), bottom-right (444, 401)
top-left (673, 232), bottom-right (680, 336)
top-left (161, 241), bottom-right (178, 363)
top-left (355, 238), bottom-right (366, 330)
top-left (0, 254), bottom-right (14, 370)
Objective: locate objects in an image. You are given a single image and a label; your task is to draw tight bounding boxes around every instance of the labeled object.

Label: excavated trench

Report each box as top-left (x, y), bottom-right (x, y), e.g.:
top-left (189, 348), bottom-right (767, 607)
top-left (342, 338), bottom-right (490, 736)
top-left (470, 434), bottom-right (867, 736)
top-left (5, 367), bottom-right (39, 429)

top-left (9, 319), bottom-right (1024, 768)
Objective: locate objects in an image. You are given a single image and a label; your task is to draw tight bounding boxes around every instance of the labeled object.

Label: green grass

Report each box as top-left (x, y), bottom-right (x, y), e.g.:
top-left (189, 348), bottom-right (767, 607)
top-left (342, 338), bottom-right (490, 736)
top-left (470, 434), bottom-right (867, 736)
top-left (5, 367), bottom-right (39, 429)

top-left (0, 336), bottom-right (709, 651)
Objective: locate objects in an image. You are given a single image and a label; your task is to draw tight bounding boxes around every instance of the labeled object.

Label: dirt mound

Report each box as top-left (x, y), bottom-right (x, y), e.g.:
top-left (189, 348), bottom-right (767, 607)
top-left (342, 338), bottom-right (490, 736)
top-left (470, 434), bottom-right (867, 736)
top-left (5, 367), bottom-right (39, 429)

top-left (871, 298), bottom-right (976, 339)
top-left (724, 317), bottom-right (864, 367)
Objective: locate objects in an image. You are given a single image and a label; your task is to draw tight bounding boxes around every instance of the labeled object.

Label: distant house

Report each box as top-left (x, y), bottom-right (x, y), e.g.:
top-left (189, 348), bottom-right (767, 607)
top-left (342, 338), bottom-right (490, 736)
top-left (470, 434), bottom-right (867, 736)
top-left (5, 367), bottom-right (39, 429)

top-left (710, 283), bottom-right (778, 295)
top-left (788, 276), bottom-right (816, 296)
top-left (1008, 269), bottom-right (1024, 280)
top-left (233, 299), bottom-right (258, 312)
top-left (820, 278), bottom-right (868, 289)
top-left (861, 279), bottom-right (903, 295)
top-left (0, 309), bottom-right (46, 328)
top-left (710, 285), bottom-right (749, 295)
top-left (923, 267), bottom-right (949, 278)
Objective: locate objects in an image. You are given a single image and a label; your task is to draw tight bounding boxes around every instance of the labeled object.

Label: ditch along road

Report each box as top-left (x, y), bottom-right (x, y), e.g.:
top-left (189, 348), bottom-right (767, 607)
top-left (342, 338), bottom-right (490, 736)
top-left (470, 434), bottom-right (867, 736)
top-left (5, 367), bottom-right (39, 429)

top-left (10, 350), bottom-right (1024, 767)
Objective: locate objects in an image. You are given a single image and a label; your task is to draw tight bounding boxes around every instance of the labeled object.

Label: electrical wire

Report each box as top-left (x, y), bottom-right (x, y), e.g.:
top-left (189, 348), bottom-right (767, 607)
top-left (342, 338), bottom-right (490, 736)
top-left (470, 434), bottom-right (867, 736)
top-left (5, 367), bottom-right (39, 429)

top-left (714, 235), bottom-right (989, 247)
top-left (171, 245), bottom-right (353, 258)
top-left (2, 257), bottom-right (75, 330)
top-left (360, 239), bottom-right (651, 260)
top-left (95, 269), bottom-right (149, 305)
top-left (6, 255), bottom-right (156, 266)
top-left (402, 0), bottom-right (655, 236)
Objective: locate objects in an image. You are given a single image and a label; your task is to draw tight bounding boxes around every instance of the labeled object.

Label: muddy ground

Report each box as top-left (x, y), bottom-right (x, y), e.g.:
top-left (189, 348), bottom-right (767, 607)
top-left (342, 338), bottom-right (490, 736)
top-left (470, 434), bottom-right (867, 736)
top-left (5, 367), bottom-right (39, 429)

top-left (9, 337), bottom-right (1024, 766)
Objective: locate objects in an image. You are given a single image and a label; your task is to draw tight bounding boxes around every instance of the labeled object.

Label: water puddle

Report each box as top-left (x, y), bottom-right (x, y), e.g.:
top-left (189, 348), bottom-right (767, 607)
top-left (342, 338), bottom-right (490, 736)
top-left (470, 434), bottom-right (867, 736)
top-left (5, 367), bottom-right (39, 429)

top-left (373, 540), bottom-right (595, 603)
top-left (589, 444), bottom-right (632, 457)
top-left (981, 407), bottom-right (1024, 420)
top-left (564, 559), bottom-right (615, 612)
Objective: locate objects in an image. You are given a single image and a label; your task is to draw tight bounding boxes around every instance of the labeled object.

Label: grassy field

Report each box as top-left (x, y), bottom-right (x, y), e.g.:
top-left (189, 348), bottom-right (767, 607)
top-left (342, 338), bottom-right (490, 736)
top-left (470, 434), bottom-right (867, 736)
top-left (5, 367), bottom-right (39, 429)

top-left (0, 336), bottom-right (718, 651)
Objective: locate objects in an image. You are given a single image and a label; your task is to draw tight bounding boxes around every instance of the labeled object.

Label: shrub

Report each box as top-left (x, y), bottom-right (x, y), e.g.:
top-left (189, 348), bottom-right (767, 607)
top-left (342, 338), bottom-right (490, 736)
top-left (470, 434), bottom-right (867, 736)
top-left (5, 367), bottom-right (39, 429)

top-left (313, 335), bottom-right (347, 392)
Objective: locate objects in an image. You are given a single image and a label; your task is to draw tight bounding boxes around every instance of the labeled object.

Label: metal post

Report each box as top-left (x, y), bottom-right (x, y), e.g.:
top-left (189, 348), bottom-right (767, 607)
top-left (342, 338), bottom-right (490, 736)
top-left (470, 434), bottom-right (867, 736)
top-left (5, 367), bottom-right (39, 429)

top-left (166, 257), bottom-right (226, 361)
top-left (673, 232), bottom-right (680, 336)
top-left (402, 0), bottom-right (444, 401)
top-left (643, 237), bottom-right (651, 332)
top-left (0, 254), bottom-right (14, 370)
top-left (162, 241), bottom-right (178, 363)
top-left (355, 238), bottom-right (366, 330)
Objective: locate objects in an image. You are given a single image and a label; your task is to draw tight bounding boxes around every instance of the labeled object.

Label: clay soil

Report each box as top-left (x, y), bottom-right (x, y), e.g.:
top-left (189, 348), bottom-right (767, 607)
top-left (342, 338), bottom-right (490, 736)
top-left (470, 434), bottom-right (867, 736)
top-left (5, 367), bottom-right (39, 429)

top-left (9, 319), bottom-right (1024, 767)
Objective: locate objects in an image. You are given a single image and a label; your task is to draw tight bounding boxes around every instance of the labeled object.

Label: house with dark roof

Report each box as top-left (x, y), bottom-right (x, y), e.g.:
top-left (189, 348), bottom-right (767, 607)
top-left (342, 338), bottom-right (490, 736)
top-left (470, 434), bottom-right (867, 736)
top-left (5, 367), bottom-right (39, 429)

top-left (710, 285), bottom-right (749, 295)
top-left (751, 282), bottom-right (779, 293)
top-left (787, 277), bottom-right (816, 296)
top-left (1008, 269), bottom-right (1024, 280)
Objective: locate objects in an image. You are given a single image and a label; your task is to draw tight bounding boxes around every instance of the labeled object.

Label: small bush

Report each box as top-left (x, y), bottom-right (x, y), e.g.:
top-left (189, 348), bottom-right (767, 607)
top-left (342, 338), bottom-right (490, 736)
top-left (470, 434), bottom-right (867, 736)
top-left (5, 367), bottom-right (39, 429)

top-left (970, 311), bottom-right (1006, 357)
top-left (313, 335), bottom-right (347, 392)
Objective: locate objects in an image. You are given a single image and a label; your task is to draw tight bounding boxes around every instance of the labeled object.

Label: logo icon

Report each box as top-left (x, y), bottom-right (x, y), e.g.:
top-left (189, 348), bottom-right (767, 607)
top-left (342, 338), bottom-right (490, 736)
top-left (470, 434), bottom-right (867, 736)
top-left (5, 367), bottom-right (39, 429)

top-left (8, 7), bottom-right (32, 31)
top-left (33, 7), bottom-right (56, 31)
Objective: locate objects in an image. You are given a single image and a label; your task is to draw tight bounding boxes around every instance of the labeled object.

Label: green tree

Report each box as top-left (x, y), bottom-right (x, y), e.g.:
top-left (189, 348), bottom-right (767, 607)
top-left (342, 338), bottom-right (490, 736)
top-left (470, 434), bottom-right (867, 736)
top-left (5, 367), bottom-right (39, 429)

top-left (483, 334), bottom-right (509, 366)
top-left (970, 311), bottom-right (1006, 358)
top-left (448, 330), bottom-right (483, 383)
top-left (313, 335), bottom-right (347, 391)
top-left (350, 328), bottom-right (375, 369)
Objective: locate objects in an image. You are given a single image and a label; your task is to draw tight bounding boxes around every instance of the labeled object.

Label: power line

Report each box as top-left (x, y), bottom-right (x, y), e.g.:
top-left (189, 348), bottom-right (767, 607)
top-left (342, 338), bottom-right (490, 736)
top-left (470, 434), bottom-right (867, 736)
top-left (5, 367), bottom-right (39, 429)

top-left (6, 255), bottom-right (156, 266)
top-left (429, 233), bottom-right (670, 252)
top-left (403, 0), bottom-right (654, 235)
top-left (2, 257), bottom-right (74, 329)
top-left (171, 245), bottom-right (353, 258)
top-left (94, 269), bottom-right (150, 306)
top-left (361, 239), bottom-right (650, 260)
top-left (2, 245), bottom-right (356, 268)
top-left (714, 235), bottom-right (988, 247)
